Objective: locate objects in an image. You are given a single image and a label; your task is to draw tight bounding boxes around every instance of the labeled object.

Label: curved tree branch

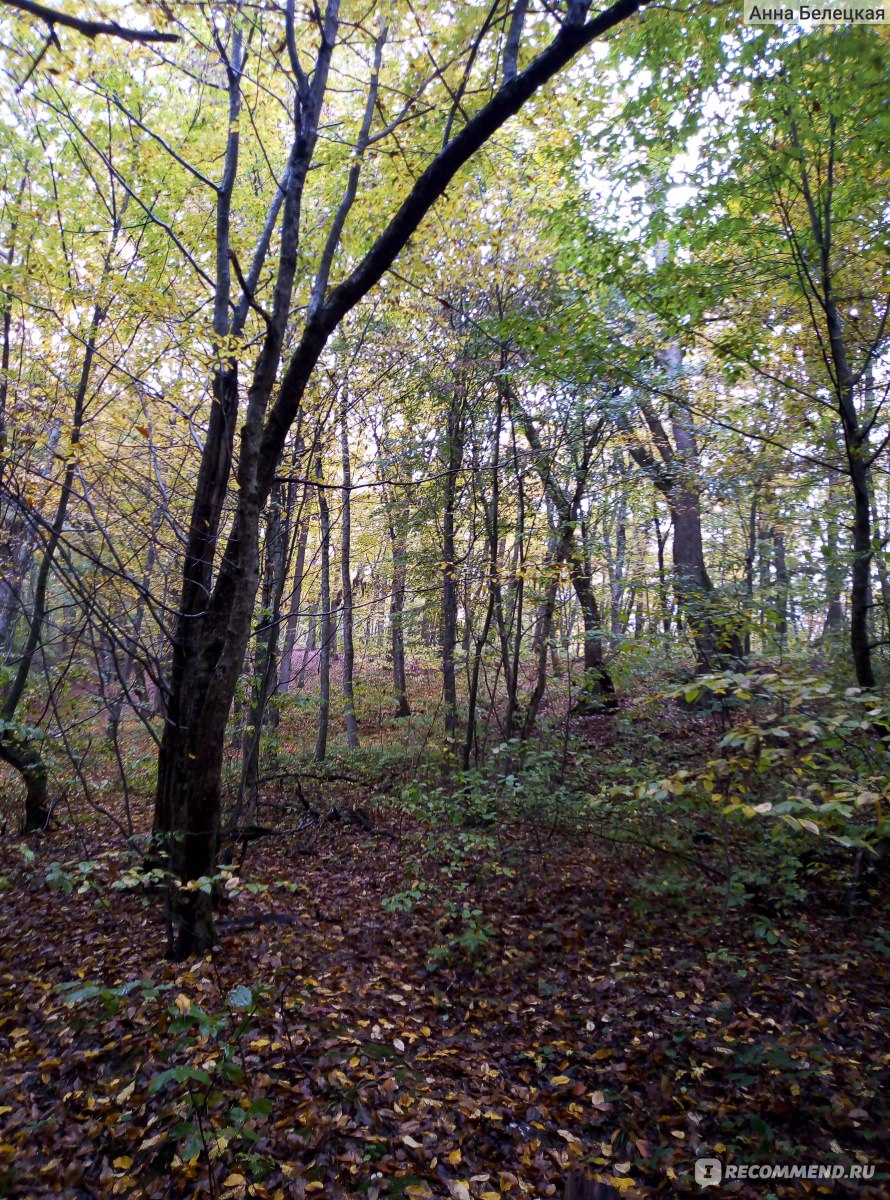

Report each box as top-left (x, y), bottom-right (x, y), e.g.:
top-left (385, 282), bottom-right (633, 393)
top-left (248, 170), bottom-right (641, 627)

top-left (0, 0), bottom-right (179, 43)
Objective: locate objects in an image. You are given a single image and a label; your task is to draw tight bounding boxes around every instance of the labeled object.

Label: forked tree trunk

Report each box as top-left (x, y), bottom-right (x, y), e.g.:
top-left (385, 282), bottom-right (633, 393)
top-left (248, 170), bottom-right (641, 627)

top-left (519, 404), bottom-right (616, 708)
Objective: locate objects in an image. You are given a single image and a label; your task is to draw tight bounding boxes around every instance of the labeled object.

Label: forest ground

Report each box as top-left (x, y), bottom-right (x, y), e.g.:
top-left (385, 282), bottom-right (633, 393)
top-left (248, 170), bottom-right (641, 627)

top-left (0, 692), bottom-right (888, 1200)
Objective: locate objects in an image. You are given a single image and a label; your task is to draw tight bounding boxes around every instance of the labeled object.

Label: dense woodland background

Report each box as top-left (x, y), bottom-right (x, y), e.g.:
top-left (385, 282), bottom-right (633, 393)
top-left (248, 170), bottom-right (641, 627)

top-left (0, 1), bottom-right (887, 1197)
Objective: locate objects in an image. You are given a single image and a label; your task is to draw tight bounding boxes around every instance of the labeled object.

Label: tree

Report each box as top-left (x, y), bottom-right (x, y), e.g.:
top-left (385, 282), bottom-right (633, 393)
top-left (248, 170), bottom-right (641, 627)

top-left (126, 0), bottom-right (644, 955)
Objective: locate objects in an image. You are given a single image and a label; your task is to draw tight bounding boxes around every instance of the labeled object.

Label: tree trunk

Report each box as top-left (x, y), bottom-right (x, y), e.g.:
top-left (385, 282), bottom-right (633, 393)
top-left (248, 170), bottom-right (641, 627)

top-left (0, 733), bottom-right (48, 831)
top-left (298, 608), bottom-right (317, 690)
top-left (389, 525), bottom-right (410, 717)
top-left (744, 494), bottom-right (757, 658)
top-left (463, 399), bottom-right (503, 768)
top-left (237, 481), bottom-right (288, 829)
top-left (107, 507), bottom-right (161, 741)
top-left (340, 404), bottom-right (359, 748)
top-left (523, 558), bottom-right (561, 740)
top-left (773, 529), bottom-right (788, 646)
top-left (792, 116), bottom-right (874, 687)
top-left (671, 489), bottom-right (718, 669)
top-left (441, 394), bottom-right (464, 746)
top-left (276, 508), bottom-right (309, 698)
top-left (654, 510), bottom-right (671, 635)
top-left (315, 461), bottom-right (332, 761)
top-left (848, 453), bottom-right (874, 686)
top-left (569, 529), bottom-right (616, 712)
top-left (822, 473), bottom-right (844, 639)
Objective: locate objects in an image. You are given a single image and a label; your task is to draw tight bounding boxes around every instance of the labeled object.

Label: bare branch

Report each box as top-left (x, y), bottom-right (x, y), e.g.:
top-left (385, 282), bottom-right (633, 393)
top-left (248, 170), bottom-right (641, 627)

top-left (108, 93), bottom-right (219, 191)
top-left (0, 0), bottom-right (179, 43)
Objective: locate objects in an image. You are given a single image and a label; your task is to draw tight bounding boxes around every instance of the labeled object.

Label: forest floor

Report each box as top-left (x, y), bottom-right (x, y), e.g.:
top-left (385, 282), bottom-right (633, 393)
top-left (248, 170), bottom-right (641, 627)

top-left (0, 703), bottom-right (888, 1200)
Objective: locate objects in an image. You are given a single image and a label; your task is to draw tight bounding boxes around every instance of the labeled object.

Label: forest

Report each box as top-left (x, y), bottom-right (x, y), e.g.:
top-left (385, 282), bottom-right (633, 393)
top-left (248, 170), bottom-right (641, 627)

top-left (0, 0), bottom-right (887, 1196)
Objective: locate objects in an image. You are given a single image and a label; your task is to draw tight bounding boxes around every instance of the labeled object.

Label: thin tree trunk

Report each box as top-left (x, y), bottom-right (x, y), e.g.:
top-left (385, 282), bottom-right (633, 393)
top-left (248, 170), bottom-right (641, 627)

top-left (869, 485), bottom-right (890, 641)
top-left (236, 481), bottom-right (288, 829)
top-left (389, 524), bottom-right (410, 717)
top-left (570, 524), bottom-right (616, 712)
top-left (654, 511), bottom-right (670, 635)
top-left (463, 396), bottom-right (502, 768)
top-left (107, 506), bottom-right (161, 741)
top-left (441, 394), bottom-right (464, 746)
top-left (276, 508), bottom-right (309, 696)
top-left (823, 473), bottom-right (844, 639)
top-left (297, 606), bottom-right (316, 690)
top-left (792, 114), bottom-right (873, 687)
top-left (503, 430), bottom-right (526, 742)
top-left (744, 494), bottom-right (757, 658)
top-left (315, 460), bottom-right (332, 761)
top-left (340, 403), bottom-right (359, 748)
top-left (523, 557), bottom-right (561, 740)
top-left (773, 529), bottom-right (788, 647)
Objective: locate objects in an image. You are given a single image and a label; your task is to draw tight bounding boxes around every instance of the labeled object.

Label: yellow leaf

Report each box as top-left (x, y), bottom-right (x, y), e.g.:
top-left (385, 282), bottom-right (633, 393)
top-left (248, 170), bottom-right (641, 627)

top-left (447, 1149), bottom-right (462, 1165)
top-left (175, 994), bottom-right (191, 1015)
top-left (447, 1183), bottom-right (471, 1200)
top-left (550, 1074), bottom-right (571, 1085)
top-left (112, 1157), bottom-right (133, 1169)
top-left (223, 1175), bottom-right (247, 1187)
top-left (558, 1129), bottom-right (583, 1151)
top-left (593, 1048), bottom-right (612, 1060)
top-left (604, 1177), bottom-right (637, 1194)
top-left (305, 1185), bottom-right (324, 1193)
